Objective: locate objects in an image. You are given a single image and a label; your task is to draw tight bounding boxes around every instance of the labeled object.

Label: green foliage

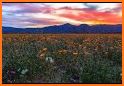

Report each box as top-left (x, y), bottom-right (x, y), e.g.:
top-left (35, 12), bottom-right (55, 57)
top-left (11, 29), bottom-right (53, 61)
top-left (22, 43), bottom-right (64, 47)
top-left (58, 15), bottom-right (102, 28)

top-left (2, 34), bottom-right (122, 83)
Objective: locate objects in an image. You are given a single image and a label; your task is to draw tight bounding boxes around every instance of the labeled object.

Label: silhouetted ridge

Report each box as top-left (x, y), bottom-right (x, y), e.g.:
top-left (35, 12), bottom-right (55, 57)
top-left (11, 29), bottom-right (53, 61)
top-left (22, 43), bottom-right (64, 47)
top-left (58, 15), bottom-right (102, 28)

top-left (2, 24), bottom-right (122, 34)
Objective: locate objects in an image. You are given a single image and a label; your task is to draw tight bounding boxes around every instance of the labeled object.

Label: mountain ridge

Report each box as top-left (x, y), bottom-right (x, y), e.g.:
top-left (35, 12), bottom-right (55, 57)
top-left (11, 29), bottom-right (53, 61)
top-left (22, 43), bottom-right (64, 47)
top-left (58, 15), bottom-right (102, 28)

top-left (2, 23), bottom-right (122, 34)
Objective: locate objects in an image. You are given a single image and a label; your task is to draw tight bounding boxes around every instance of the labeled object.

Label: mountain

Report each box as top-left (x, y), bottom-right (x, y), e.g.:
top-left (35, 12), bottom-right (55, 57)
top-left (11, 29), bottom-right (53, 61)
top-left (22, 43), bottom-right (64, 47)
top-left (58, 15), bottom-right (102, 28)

top-left (2, 24), bottom-right (122, 34)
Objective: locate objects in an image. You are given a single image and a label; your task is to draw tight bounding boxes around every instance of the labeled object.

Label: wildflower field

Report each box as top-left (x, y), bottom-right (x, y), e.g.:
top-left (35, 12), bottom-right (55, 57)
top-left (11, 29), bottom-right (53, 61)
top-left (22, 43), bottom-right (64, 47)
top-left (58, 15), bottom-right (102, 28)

top-left (2, 34), bottom-right (122, 83)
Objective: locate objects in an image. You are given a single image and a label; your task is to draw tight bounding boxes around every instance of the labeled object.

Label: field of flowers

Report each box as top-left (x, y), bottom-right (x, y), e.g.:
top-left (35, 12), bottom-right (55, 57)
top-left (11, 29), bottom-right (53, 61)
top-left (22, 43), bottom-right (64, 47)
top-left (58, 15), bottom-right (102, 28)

top-left (2, 34), bottom-right (122, 83)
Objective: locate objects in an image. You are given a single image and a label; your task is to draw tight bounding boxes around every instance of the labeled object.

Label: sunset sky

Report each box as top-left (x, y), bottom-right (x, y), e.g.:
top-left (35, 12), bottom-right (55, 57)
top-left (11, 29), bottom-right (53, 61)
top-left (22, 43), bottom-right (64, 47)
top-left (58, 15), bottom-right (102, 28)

top-left (2, 3), bottom-right (122, 28)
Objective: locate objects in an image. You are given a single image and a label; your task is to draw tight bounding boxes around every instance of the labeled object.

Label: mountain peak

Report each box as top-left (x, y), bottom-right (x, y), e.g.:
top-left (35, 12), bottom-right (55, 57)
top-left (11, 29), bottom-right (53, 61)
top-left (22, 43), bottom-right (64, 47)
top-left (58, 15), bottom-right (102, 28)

top-left (62, 23), bottom-right (73, 26)
top-left (79, 24), bottom-right (89, 27)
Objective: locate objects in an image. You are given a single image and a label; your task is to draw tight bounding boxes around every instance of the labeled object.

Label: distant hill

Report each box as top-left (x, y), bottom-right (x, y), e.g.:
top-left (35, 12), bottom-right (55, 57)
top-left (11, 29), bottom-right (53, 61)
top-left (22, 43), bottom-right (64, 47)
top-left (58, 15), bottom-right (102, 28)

top-left (2, 23), bottom-right (122, 34)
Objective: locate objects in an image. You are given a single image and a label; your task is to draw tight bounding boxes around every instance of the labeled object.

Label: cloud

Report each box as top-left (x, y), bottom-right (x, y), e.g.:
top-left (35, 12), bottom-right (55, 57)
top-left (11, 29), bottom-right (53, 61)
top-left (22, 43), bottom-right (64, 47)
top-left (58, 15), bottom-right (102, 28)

top-left (2, 3), bottom-right (122, 28)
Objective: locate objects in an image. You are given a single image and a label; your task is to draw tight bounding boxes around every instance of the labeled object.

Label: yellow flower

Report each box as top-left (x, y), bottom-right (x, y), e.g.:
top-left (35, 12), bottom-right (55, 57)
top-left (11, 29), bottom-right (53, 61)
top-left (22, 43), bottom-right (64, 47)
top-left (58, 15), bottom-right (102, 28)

top-left (73, 52), bottom-right (78, 55)
top-left (42, 48), bottom-right (47, 51)
top-left (58, 50), bottom-right (63, 53)
top-left (63, 50), bottom-right (68, 53)
top-left (40, 53), bottom-right (45, 57)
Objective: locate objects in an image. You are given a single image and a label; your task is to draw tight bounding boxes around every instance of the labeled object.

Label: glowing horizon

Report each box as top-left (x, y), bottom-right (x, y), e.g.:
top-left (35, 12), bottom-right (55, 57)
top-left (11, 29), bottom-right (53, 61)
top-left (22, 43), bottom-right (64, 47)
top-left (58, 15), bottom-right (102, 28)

top-left (2, 3), bottom-right (122, 28)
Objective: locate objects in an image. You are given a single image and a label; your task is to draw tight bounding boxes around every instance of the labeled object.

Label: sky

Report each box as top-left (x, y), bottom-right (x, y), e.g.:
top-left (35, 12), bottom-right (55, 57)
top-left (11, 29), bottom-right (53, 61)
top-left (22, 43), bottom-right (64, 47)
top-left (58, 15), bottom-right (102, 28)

top-left (2, 3), bottom-right (122, 28)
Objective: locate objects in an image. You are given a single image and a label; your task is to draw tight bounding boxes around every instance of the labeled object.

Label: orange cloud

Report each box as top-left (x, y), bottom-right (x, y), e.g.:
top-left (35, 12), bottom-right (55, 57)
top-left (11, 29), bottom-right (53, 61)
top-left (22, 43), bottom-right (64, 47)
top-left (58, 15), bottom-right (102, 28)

top-left (55, 7), bottom-right (121, 25)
